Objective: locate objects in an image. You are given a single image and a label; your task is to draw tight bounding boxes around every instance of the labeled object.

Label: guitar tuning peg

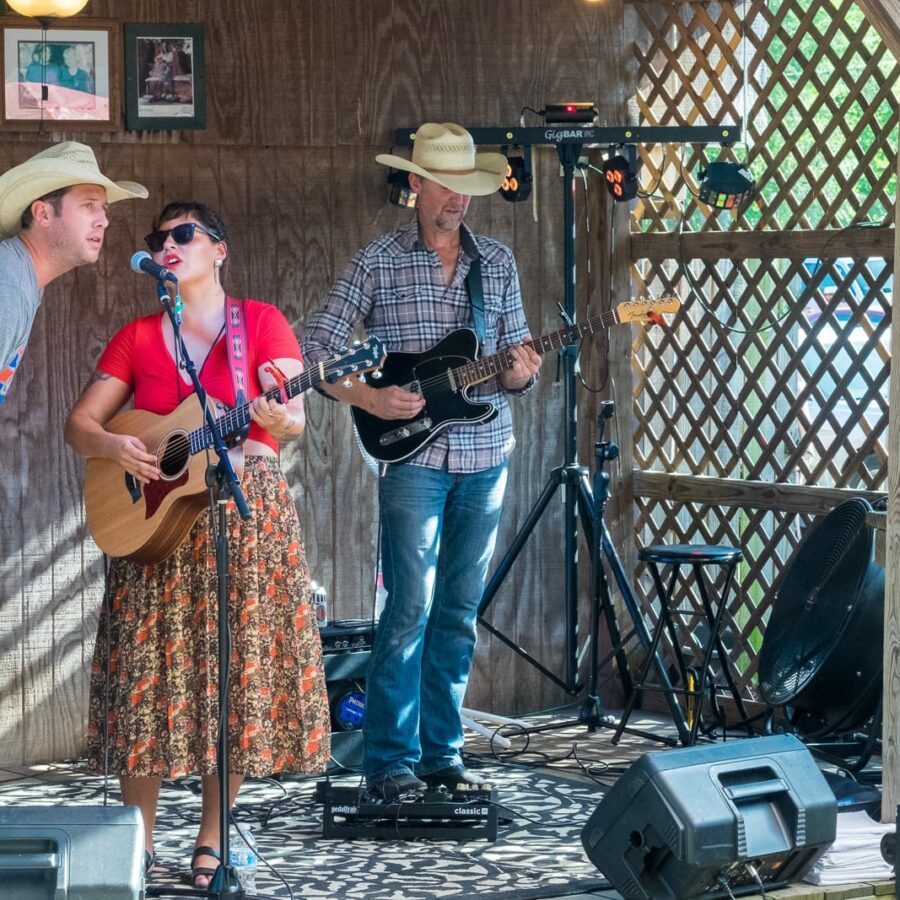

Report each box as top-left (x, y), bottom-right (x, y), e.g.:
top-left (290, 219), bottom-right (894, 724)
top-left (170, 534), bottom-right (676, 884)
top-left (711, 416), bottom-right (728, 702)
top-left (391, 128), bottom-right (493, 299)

top-left (338, 346), bottom-right (348, 354)
top-left (352, 340), bottom-right (361, 347)
top-left (342, 378), bottom-right (353, 388)
top-left (371, 370), bottom-right (383, 380)
top-left (358, 374), bottom-right (366, 384)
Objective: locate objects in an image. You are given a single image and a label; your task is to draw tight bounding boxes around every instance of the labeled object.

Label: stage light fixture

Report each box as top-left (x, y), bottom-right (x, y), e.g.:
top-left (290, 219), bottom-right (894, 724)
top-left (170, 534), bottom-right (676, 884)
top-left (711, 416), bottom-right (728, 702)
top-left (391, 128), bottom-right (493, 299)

top-left (544, 102), bottom-right (597, 125)
top-left (697, 160), bottom-right (756, 209)
top-left (500, 147), bottom-right (533, 203)
top-left (602, 150), bottom-right (638, 201)
top-left (387, 170), bottom-right (418, 208)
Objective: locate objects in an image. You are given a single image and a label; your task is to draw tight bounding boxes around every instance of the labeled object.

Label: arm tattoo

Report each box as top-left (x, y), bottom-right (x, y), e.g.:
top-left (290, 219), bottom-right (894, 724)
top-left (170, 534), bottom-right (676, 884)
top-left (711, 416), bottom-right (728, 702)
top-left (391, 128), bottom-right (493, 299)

top-left (86, 370), bottom-right (112, 387)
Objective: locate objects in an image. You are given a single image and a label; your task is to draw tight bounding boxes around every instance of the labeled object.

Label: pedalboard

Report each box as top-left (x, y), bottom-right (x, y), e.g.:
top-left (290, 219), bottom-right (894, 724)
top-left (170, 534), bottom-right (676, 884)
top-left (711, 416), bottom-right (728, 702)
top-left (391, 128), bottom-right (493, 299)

top-left (317, 781), bottom-right (498, 841)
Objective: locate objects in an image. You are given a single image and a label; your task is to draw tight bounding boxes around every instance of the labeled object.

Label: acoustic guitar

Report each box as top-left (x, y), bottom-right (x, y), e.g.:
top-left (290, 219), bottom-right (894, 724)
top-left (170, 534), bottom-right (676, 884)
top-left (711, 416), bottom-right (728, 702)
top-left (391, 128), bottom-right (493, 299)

top-left (85, 338), bottom-right (385, 564)
top-left (351, 296), bottom-right (680, 464)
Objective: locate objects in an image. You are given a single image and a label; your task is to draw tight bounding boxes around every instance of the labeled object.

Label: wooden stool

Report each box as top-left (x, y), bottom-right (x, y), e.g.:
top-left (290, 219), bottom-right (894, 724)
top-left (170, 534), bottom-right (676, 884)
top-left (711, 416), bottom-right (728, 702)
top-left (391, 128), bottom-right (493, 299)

top-left (613, 544), bottom-right (750, 746)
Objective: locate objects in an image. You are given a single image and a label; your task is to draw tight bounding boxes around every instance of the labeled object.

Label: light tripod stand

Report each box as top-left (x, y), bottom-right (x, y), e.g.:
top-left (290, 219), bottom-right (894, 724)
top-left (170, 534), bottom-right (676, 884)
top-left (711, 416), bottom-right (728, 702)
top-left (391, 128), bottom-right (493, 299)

top-left (475, 142), bottom-right (686, 736)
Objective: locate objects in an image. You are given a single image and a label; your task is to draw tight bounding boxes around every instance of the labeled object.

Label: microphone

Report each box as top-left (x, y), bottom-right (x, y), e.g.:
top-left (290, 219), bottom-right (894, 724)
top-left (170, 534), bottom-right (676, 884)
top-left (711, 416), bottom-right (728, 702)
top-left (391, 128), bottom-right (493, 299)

top-left (130, 250), bottom-right (178, 283)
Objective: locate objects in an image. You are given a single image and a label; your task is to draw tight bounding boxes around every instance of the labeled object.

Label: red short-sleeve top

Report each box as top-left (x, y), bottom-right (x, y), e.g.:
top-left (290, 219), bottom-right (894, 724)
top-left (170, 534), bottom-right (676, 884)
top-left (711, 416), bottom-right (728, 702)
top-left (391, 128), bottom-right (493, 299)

top-left (97, 298), bottom-right (301, 453)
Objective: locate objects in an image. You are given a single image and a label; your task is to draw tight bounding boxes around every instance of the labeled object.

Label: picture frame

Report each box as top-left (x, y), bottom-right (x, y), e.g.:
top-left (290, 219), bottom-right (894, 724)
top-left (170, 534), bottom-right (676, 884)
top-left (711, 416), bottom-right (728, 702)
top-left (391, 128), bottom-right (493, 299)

top-left (123, 23), bottom-right (205, 131)
top-left (0, 17), bottom-right (119, 130)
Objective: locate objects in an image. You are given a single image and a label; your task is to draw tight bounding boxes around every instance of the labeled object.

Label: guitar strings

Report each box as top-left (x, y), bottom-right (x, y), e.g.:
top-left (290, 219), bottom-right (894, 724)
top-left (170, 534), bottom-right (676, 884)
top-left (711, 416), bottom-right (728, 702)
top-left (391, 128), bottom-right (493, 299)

top-left (186, 355), bottom-right (360, 447)
top-left (160, 432), bottom-right (191, 474)
top-left (410, 310), bottom-right (618, 393)
top-left (430, 298), bottom-right (673, 392)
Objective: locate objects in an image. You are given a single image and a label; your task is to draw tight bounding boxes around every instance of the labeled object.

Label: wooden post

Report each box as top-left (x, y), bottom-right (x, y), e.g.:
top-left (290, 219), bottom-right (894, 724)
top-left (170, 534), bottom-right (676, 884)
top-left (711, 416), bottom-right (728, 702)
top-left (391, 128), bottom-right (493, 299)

top-left (882, 150), bottom-right (900, 824)
top-left (855, 0), bottom-right (900, 54)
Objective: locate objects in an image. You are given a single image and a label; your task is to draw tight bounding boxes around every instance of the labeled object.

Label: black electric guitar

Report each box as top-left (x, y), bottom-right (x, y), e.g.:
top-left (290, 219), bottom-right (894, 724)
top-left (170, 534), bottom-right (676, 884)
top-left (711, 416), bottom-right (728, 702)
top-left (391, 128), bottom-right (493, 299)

top-left (351, 296), bottom-right (679, 463)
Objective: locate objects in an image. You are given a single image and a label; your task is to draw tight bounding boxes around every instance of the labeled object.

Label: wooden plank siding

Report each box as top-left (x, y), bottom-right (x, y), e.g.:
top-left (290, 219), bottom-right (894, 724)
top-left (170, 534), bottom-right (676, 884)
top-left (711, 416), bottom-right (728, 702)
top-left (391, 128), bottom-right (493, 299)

top-left (0, 0), bottom-right (634, 764)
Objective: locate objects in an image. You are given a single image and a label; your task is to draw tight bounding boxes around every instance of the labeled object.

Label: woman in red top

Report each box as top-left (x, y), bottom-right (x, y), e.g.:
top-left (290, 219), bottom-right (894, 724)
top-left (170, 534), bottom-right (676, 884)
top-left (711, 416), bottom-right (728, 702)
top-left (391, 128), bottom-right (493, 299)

top-left (65, 201), bottom-right (330, 886)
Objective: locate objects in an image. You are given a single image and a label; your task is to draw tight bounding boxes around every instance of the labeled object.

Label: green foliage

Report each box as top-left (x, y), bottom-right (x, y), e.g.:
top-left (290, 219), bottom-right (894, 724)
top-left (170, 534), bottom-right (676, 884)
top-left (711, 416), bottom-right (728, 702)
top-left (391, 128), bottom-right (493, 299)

top-left (742, 0), bottom-right (899, 230)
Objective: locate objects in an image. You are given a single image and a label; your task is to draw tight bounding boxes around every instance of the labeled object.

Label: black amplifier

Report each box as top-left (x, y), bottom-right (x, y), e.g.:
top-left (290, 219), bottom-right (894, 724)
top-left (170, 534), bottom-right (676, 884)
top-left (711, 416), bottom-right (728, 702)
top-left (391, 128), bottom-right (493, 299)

top-left (318, 783), bottom-right (498, 841)
top-left (320, 619), bottom-right (376, 773)
top-left (320, 618), bottom-right (377, 654)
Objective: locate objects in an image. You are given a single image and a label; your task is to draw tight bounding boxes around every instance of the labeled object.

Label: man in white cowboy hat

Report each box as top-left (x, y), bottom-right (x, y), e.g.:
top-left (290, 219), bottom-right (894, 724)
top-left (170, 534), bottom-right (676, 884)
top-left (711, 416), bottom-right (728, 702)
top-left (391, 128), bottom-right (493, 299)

top-left (303, 122), bottom-right (541, 799)
top-left (0, 141), bottom-right (147, 407)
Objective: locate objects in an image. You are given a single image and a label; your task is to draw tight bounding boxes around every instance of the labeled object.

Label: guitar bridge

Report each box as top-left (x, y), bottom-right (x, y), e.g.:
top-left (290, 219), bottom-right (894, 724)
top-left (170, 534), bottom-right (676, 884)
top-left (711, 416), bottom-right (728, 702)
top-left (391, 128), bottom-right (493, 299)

top-left (379, 417), bottom-right (433, 446)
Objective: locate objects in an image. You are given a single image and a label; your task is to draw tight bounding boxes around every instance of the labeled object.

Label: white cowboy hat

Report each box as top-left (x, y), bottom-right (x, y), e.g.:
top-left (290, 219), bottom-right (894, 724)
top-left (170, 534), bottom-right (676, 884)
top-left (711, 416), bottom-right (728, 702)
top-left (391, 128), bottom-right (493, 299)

top-left (0, 141), bottom-right (148, 238)
top-left (376, 122), bottom-right (506, 196)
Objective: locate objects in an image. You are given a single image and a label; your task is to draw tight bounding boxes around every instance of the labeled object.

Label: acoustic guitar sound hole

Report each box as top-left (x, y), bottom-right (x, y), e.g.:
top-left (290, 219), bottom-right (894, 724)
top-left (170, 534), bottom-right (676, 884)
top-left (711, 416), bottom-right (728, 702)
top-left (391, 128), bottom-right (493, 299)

top-left (158, 431), bottom-right (191, 478)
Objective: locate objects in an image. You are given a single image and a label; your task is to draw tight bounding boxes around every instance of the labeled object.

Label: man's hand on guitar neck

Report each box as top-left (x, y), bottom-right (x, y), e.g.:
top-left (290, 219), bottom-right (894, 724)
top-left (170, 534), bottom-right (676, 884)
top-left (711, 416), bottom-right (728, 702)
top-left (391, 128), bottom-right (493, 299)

top-left (322, 379), bottom-right (425, 420)
top-left (500, 342), bottom-right (542, 392)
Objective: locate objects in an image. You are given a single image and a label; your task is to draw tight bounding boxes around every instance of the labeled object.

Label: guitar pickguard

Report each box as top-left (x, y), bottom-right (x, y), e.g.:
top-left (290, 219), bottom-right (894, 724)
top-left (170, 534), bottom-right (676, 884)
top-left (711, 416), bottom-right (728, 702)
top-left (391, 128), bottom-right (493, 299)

top-left (142, 472), bottom-right (189, 520)
top-left (352, 331), bottom-right (496, 463)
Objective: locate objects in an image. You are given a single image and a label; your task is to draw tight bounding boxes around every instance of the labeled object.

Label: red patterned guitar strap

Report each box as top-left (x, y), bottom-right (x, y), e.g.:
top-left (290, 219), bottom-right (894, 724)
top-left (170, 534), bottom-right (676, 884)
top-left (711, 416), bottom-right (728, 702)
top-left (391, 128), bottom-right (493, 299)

top-left (225, 296), bottom-right (251, 442)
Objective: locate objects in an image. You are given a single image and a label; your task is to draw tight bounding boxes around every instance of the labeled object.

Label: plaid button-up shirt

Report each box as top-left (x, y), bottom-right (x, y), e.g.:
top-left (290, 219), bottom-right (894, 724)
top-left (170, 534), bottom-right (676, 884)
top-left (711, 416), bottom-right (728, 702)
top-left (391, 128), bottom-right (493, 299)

top-left (302, 220), bottom-right (535, 473)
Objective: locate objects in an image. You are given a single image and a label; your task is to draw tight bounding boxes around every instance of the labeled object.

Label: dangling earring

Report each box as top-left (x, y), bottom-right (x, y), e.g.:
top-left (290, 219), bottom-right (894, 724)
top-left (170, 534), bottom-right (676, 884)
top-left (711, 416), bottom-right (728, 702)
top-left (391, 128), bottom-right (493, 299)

top-left (215, 259), bottom-right (224, 269)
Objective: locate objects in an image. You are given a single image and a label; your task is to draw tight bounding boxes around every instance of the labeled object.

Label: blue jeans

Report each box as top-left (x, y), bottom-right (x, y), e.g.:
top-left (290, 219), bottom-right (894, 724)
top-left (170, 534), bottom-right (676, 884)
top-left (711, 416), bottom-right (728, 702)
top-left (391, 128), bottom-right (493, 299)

top-left (364, 460), bottom-right (509, 783)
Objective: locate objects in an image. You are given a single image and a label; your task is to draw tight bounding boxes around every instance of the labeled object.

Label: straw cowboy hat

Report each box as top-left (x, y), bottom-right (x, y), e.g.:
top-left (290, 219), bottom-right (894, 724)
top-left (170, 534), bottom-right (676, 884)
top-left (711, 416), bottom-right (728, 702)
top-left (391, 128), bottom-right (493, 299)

top-left (376, 122), bottom-right (506, 196)
top-left (0, 141), bottom-right (148, 238)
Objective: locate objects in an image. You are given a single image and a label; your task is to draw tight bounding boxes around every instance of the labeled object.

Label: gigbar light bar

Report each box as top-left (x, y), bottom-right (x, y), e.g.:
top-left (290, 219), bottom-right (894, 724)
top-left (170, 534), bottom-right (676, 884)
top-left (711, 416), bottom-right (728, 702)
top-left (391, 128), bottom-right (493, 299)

top-left (393, 125), bottom-right (741, 147)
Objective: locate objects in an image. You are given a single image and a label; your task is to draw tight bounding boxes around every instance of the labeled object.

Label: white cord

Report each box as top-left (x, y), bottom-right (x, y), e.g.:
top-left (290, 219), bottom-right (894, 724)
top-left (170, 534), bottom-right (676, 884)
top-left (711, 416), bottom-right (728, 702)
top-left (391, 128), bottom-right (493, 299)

top-left (745, 861), bottom-right (769, 898)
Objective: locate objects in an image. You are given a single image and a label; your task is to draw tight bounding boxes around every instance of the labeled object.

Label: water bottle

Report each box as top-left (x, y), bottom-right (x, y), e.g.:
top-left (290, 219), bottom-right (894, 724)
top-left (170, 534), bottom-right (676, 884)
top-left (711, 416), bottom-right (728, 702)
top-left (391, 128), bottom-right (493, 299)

top-left (311, 580), bottom-right (329, 629)
top-left (229, 825), bottom-right (258, 892)
top-left (374, 564), bottom-right (387, 618)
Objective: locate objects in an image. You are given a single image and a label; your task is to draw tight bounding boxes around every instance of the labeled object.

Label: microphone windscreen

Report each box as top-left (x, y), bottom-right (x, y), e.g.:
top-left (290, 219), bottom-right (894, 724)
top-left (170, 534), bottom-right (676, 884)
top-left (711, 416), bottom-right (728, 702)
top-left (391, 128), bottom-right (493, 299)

top-left (130, 250), bottom-right (152, 273)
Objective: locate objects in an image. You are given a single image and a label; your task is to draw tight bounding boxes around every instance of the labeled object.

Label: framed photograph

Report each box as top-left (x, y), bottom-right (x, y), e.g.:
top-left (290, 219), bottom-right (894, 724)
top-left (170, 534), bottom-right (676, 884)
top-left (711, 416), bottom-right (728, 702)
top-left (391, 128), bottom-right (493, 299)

top-left (124, 23), bottom-right (205, 131)
top-left (0, 18), bottom-right (119, 129)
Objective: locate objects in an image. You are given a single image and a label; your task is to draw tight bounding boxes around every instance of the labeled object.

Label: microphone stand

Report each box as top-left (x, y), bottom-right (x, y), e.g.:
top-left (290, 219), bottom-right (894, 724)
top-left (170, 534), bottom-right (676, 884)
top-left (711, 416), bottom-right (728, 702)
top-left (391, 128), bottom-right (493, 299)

top-left (145, 278), bottom-right (268, 900)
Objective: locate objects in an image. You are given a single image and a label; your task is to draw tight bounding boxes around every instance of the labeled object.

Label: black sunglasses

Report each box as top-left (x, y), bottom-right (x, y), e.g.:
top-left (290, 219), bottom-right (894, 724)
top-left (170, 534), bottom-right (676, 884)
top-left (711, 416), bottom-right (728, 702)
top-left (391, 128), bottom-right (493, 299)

top-left (144, 222), bottom-right (222, 253)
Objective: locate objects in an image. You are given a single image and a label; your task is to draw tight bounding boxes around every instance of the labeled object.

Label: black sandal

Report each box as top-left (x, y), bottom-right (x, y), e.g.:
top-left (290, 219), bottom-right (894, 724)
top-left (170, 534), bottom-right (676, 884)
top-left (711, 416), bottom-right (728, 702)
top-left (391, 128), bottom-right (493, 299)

top-left (190, 845), bottom-right (221, 887)
top-left (144, 849), bottom-right (155, 875)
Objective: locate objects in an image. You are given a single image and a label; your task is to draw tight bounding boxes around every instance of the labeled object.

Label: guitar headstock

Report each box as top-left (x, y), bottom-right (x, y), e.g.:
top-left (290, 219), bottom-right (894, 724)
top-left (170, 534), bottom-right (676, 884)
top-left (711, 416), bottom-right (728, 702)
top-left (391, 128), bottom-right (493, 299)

top-left (615, 295), bottom-right (681, 325)
top-left (322, 337), bottom-right (386, 383)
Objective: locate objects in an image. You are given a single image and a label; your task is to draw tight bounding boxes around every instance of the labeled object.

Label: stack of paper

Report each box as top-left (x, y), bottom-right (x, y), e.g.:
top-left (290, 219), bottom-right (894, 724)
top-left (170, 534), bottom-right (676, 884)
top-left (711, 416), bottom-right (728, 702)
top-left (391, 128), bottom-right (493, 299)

top-left (804, 809), bottom-right (895, 885)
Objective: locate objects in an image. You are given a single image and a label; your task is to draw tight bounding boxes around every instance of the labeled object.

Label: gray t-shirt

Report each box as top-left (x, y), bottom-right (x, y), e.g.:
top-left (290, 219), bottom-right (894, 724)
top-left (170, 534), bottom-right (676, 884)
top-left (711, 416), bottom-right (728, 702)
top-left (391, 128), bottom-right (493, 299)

top-left (0, 236), bottom-right (41, 407)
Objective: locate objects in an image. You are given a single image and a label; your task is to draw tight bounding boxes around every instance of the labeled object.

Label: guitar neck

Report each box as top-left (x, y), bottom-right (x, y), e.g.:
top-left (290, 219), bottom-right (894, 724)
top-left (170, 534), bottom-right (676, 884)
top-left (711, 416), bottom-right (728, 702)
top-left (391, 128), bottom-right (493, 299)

top-left (188, 369), bottom-right (320, 453)
top-left (455, 308), bottom-right (620, 387)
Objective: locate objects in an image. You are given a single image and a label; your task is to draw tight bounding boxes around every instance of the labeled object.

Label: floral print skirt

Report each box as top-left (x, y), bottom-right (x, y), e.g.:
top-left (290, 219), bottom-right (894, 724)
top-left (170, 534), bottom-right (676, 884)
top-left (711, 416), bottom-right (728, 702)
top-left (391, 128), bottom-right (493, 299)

top-left (87, 456), bottom-right (330, 780)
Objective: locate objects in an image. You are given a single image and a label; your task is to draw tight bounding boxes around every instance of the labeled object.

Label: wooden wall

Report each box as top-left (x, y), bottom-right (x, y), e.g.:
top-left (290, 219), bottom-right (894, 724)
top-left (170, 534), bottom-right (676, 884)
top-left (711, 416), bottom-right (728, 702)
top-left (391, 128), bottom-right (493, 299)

top-left (0, 0), bottom-right (634, 764)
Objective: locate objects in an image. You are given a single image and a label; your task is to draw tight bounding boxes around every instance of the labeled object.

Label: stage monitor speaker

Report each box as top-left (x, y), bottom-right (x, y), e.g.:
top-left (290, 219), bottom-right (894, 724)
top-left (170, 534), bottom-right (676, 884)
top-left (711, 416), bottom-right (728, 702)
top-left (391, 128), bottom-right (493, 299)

top-left (0, 804), bottom-right (144, 899)
top-left (581, 735), bottom-right (836, 900)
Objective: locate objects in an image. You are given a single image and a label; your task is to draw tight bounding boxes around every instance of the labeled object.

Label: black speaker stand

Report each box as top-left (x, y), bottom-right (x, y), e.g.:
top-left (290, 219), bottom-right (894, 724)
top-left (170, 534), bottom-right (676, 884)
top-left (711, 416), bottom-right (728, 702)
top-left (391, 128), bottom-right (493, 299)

top-left (479, 402), bottom-right (685, 745)
top-left (476, 144), bottom-right (684, 743)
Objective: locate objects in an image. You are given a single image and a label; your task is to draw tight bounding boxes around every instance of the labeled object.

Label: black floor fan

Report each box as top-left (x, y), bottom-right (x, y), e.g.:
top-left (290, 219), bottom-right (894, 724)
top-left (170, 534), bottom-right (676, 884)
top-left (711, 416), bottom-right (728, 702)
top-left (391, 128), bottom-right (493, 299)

top-left (757, 497), bottom-right (884, 773)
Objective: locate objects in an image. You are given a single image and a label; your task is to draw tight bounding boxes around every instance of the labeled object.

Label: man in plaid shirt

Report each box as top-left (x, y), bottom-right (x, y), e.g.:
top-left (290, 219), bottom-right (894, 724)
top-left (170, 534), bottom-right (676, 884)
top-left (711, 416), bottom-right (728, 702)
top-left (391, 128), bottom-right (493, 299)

top-left (302, 123), bottom-right (541, 800)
